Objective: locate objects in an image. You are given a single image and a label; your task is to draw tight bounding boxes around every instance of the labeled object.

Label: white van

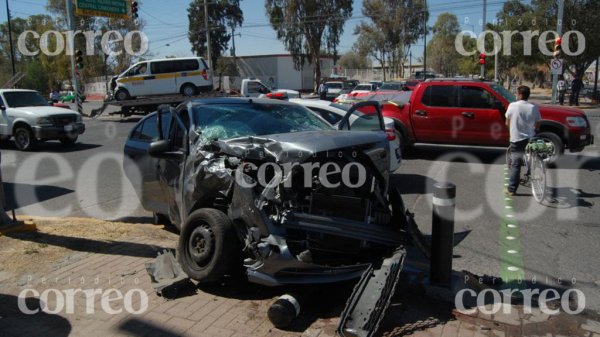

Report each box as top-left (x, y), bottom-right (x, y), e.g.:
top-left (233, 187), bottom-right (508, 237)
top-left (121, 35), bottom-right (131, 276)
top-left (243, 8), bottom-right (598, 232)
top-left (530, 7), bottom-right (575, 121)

top-left (112, 57), bottom-right (213, 100)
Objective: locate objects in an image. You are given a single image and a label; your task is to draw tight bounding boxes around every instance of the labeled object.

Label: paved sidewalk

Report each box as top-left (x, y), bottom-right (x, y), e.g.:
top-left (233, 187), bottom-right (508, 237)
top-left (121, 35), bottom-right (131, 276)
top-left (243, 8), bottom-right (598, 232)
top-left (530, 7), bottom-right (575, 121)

top-left (1, 217), bottom-right (599, 337)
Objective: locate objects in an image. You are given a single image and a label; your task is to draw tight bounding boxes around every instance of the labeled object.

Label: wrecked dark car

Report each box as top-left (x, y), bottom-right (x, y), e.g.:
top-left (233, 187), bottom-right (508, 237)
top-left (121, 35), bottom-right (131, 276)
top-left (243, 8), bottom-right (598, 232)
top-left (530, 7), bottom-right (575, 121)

top-left (124, 98), bottom-right (417, 336)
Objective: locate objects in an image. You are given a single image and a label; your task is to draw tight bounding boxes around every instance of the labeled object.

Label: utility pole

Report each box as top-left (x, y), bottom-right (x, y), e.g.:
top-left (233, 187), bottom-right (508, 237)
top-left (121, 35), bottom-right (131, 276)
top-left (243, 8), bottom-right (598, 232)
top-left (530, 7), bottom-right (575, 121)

top-left (422, 0), bottom-right (427, 78)
top-left (551, 0), bottom-right (564, 104)
top-left (5, 0), bottom-right (16, 76)
top-left (231, 24), bottom-right (237, 69)
top-left (481, 0), bottom-right (486, 78)
top-left (65, 0), bottom-right (79, 113)
top-left (204, 0), bottom-right (212, 71)
top-left (409, 50), bottom-right (412, 79)
top-left (594, 58), bottom-right (599, 103)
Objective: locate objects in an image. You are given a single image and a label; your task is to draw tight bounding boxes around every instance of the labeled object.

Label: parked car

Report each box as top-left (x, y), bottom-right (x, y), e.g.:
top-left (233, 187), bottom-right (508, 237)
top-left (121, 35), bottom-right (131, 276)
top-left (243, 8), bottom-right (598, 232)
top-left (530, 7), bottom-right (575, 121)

top-left (289, 98), bottom-right (402, 172)
top-left (0, 89), bottom-right (85, 150)
top-left (379, 81), bottom-right (406, 91)
top-left (345, 79), bottom-right (360, 88)
top-left (403, 80), bottom-right (421, 91)
top-left (369, 81), bottom-right (383, 89)
top-left (352, 83), bottom-right (378, 94)
top-left (111, 57), bottom-right (213, 101)
top-left (60, 91), bottom-right (86, 103)
top-left (338, 79), bottom-right (594, 159)
top-left (324, 81), bottom-right (350, 100)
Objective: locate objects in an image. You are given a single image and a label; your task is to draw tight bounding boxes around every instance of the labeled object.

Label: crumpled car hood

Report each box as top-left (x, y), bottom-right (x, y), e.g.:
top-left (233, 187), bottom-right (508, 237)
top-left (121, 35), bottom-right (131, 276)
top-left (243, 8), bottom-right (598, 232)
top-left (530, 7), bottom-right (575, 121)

top-left (214, 130), bottom-right (387, 163)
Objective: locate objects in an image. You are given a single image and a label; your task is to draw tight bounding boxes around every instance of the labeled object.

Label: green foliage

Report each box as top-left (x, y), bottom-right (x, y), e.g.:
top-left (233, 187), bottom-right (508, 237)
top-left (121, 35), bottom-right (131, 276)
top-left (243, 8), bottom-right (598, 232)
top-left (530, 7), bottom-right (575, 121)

top-left (354, 0), bottom-right (428, 79)
top-left (338, 50), bottom-right (371, 69)
top-left (265, 0), bottom-right (353, 90)
top-left (426, 13), bottom-right (460, 76)
top-left (493, 0), bottom-right (600, 79)
top-left (188, 0), bottom-right (243, 68)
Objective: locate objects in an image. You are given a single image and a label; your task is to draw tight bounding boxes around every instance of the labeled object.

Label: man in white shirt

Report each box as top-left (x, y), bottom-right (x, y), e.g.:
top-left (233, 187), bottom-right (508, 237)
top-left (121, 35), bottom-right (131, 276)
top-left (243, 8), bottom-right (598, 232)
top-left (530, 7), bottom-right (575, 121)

top-left (318, 81), bottom-right (328, 100)
top-left (557, 77), bottom-right (567, 105)
top-left (505, 86), bottom-right (541, 196)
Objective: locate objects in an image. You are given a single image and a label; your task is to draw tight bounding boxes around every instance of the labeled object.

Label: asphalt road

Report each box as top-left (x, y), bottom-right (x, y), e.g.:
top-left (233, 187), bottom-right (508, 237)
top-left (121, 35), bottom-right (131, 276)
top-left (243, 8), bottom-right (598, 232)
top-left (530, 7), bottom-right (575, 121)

top-left (2, 102), bottom-right (599, 310)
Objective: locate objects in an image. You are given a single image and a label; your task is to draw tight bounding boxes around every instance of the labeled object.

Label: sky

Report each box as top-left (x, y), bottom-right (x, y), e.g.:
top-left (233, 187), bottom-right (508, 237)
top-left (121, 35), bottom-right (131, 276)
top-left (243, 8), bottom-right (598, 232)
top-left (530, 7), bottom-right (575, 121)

top-left (1, 0), bottom-right (507, 63)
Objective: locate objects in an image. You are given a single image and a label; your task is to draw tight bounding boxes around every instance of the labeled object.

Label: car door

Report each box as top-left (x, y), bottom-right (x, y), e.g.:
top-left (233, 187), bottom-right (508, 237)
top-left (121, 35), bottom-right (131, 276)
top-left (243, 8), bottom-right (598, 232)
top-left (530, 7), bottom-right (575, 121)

top-left (123, 62), bottom-right (150, 97)
top-left (123, 112), bottom-right (171, 214)
top-left (155, 108), bottom-right (189, 226)
top-left (338, 101), bottom-right (390, 177)
top-left (410, 84), bottom-right (464, 143)
top-left (458, 85), bottom-right (509, 145)
top-left (151, 60), bottom-right (178, 95)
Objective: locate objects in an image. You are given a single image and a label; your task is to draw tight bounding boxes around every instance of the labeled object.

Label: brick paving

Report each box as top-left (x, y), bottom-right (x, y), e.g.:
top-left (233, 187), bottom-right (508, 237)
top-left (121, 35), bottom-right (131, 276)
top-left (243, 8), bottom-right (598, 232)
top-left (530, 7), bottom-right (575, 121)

top-left (1, 224), bottom-right (599, 337)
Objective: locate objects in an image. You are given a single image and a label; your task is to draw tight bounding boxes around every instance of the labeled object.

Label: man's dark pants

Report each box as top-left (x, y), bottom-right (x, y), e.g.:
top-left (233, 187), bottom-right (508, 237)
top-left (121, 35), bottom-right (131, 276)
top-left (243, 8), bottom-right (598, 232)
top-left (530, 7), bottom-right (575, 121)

top-left (558, 90), bottom-right (566, 105)
top-left (320, 92), bottom-right (327, 100)
top-left (508, 139), bottom-right (529, 193)
top-left (570, 90), bottom-right (581, 106)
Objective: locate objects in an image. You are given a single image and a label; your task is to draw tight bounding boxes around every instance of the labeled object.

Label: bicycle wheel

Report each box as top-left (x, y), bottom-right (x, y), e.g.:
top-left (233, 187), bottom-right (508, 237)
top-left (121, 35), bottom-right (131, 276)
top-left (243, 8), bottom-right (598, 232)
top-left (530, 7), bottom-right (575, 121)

top-left (530, 154), bottom-right (546, 203)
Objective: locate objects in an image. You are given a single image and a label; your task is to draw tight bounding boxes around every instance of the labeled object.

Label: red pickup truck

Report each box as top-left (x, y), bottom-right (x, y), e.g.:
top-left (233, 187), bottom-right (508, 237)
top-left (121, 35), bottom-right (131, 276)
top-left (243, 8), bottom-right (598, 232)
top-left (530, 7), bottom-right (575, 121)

top-left (338, 79), bottom-right (594, 157)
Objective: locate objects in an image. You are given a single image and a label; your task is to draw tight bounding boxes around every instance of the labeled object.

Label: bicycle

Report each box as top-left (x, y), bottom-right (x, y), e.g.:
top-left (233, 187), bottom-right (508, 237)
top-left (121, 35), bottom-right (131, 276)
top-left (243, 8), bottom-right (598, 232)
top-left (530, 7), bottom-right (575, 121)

top-left (506, 138), bottom-right (554, 203)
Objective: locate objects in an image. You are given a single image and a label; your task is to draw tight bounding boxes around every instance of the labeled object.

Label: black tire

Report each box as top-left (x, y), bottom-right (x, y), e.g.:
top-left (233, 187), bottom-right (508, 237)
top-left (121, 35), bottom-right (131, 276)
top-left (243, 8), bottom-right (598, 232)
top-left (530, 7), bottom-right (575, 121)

top-left (177, 208), bottom-right (239, 283)
top-left (181, 83), bottom-right (197, 97)
top-left (115, 89), bottom-right (131, 101)
top-left (536, 132), bottom-right (564, 164)
top-left (530, 154), bottom-right (546, 203)
top-left (60, 136), bottom-right (78, 145)
top-left (13, 126), bottom-right (36, 151)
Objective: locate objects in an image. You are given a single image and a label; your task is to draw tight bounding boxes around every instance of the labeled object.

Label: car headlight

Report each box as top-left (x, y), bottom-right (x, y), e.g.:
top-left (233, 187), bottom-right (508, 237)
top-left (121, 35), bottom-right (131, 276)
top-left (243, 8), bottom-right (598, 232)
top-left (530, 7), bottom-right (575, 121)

top-left (566, 116), bottom-right (588, 128)
top-left (76, 114), bottom-right (83, 123)
top-left (36, 117), bottom-right (53, 125)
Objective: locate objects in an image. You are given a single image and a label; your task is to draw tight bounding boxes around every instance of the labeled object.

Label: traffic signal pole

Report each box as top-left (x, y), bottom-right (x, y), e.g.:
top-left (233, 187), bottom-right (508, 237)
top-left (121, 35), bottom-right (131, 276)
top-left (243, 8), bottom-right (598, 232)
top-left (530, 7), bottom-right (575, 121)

top-left (65, 0), bottom-right (81, 114)
top-left (552, 0), bottom-right (564, 104)
top-left (481, 0), bottom-right (486, 78)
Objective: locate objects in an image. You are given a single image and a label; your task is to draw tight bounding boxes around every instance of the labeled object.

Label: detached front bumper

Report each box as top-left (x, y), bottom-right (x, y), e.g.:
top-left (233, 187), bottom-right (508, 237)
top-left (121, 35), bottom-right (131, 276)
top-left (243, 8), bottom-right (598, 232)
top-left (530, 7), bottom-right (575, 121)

top-left (32, 123), bottom-right (85, 140)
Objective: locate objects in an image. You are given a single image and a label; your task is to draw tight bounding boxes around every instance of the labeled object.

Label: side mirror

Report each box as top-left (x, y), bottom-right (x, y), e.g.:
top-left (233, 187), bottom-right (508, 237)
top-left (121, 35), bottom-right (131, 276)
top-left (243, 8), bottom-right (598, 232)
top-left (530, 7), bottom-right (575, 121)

top-left (148, 139), bottom-right (184, 160)
top-left (148, 139), bottom-right (170, 157)
top-left (0, 105), bottom-right (5, 111)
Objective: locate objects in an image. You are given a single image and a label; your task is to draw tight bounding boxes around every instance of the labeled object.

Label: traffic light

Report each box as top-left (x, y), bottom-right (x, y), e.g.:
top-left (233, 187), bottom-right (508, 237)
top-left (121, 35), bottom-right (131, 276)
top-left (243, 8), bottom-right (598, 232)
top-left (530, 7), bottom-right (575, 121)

top-left (479, 53), bottom-right (486, 65)
top-left (553, 37), bottom-right (562, 58)
top-left (76, 50), bottom-right (84, 70)
top-left (131, 1), bottom-right (138, 19)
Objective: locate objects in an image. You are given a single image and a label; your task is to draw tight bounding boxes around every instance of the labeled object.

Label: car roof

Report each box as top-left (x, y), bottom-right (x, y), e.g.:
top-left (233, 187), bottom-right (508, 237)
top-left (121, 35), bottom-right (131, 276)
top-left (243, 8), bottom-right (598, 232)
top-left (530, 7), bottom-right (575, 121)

top-left (289, 98), bottom-right (337, 108)
top-left (0, 89), bottom-right (37, 93)
top-left (189, 97), bottom-right (297, 106)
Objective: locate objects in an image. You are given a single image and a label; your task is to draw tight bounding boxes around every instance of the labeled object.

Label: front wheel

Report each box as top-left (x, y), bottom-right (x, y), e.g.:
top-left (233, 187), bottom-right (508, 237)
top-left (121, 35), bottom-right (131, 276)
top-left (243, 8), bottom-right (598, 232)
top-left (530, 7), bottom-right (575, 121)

top-left (177, 208), bottom-right (240, 283)
top-left (14, 127), bottom-right (36, 151)
top-left (115, 89), bottom-right (131, 101)
top-left (530, 155), bottom-right (546, 203)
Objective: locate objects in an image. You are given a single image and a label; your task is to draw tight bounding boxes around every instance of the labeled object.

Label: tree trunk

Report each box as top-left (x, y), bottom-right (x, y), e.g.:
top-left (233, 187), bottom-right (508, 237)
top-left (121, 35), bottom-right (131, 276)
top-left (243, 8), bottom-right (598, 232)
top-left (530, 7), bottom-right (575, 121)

top-left (313, 54), bottom-right (321, 93)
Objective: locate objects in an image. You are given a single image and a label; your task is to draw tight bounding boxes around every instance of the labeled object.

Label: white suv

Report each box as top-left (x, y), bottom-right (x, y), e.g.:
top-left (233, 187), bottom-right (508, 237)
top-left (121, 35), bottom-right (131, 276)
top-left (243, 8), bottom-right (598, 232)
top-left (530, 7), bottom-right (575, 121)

top-left (0, 89), bottom-right (85, 151)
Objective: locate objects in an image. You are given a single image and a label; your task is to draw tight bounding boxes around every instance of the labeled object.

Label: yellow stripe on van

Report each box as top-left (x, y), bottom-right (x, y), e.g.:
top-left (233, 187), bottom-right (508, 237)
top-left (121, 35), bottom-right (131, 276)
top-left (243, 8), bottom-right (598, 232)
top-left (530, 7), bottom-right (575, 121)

top-left (117, 71), bottom-right (207, 84)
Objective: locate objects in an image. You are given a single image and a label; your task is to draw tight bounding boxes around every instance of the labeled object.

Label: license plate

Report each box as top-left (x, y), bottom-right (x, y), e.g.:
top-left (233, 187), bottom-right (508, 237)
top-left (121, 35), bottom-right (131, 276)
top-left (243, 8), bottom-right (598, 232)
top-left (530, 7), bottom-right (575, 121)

top-left (64, 124), bottom-right (74, 132)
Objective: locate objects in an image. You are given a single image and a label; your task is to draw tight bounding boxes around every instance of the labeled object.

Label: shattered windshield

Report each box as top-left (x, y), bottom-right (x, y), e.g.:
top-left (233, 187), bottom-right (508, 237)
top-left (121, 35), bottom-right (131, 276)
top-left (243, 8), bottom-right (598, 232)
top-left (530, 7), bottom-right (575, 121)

top-left (192, 103), bottom-right (333, 140)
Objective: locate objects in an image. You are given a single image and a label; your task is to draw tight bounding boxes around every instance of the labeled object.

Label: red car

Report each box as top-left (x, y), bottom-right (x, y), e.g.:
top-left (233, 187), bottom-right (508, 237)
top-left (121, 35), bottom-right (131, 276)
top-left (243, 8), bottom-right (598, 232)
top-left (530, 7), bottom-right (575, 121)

top-left (336, 79), bottom-right (593, 158)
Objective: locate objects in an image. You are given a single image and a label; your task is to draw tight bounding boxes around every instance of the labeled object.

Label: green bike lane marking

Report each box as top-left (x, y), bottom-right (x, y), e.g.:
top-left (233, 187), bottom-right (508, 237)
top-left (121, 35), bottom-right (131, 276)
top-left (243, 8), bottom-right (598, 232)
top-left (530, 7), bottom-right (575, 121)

top-left (501, 167), bottom-right (526, 289)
